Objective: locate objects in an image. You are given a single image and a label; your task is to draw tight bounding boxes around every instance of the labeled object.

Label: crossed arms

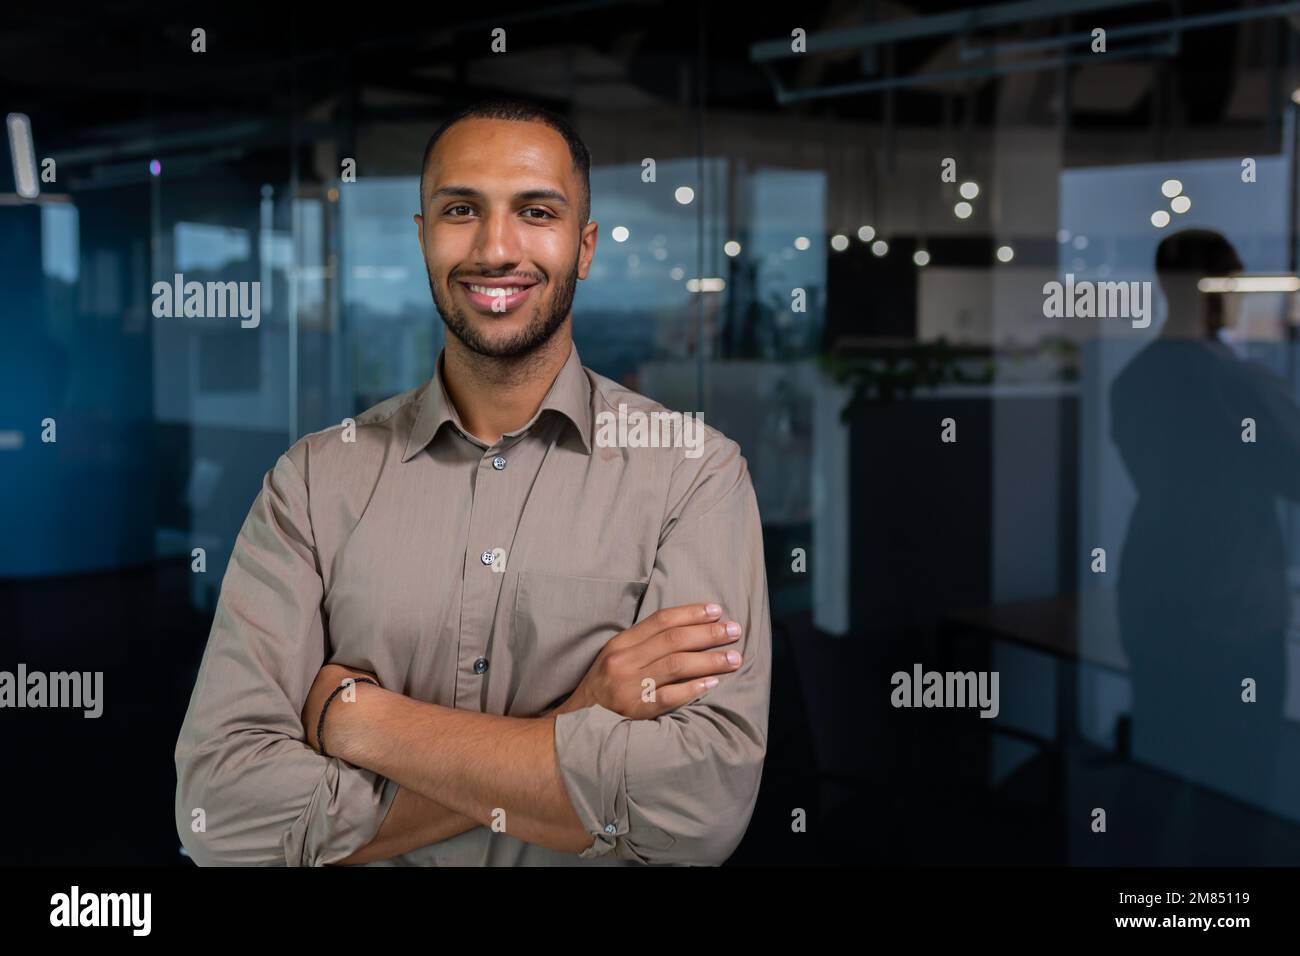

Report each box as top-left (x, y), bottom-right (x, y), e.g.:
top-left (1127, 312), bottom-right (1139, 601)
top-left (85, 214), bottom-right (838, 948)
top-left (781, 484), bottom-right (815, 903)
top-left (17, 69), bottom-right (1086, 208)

top-left (174, 437), bottom-right (771, 866)
top-left (305, 602), bottom-right (746, 865)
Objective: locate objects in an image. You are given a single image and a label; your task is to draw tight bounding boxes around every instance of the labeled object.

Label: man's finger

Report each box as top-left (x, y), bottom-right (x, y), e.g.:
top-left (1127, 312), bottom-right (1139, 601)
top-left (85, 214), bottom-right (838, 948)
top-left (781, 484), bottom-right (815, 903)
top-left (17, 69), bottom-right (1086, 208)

top-left (634, 619), bottom-right (741, 667)
top-left (645, 676), bottom-right (722, 712)
top-left (622, 603), bottom-right (723, 648)
top-left (644, 645), bottom-right (743, 689)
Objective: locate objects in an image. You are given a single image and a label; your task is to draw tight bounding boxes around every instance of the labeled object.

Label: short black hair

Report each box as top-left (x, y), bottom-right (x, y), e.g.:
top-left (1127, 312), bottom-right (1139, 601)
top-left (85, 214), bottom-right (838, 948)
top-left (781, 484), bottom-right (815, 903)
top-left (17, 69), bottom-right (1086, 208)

top-left (1155, 228), bottom-right (1243, 279)
top-left (418, 97), bottom-right (591, 225)
top-left (1154, 228), bottom-right (1243, 302)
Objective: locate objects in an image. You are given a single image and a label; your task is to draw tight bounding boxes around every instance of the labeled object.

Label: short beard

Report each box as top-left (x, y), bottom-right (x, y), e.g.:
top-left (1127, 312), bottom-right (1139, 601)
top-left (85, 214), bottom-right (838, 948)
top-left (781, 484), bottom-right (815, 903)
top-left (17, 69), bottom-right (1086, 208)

top-left (429, 258), bottom-right (578, 364)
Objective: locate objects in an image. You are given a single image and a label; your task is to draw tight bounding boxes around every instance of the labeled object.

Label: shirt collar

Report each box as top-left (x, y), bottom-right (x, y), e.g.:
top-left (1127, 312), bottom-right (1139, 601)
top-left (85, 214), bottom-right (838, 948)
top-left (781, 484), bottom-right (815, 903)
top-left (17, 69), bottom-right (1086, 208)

top-left (402, 342), bottom-right (593, 461)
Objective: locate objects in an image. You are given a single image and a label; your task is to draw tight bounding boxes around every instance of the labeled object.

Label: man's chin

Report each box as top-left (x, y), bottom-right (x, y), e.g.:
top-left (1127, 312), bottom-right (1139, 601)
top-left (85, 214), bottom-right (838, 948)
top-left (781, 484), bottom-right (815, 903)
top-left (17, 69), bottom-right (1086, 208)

top-left (454, 324), bottom-right (552, 360)
top-left (461, 320), bottom-right (533, 352)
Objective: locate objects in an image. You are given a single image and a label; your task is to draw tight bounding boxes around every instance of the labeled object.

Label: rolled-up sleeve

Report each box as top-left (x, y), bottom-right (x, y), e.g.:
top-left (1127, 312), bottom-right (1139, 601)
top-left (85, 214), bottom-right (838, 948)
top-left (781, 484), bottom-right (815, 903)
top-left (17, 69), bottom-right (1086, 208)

top-left (552, 435), bottom-right (772, 865)
top-left (174, 444), bottom-right (397, 866)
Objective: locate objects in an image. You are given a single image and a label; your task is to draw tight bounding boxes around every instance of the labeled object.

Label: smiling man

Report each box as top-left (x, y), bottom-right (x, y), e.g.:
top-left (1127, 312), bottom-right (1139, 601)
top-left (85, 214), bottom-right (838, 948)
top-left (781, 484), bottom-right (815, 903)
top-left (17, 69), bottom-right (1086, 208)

top-left (174, 98), bottom-right (771, 867)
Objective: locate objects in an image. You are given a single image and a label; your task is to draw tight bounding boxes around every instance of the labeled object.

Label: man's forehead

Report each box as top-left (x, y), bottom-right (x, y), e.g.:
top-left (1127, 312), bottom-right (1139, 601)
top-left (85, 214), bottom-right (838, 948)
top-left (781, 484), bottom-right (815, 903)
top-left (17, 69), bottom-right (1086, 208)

top-left (424, 120), bottom-right (575, 201)
top-left (431, 119), bottom-right (569, 173)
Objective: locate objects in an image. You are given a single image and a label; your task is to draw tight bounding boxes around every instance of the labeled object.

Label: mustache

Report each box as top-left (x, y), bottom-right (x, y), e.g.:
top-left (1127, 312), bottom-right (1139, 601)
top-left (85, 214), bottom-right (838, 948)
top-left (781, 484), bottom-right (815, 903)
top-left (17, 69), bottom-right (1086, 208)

top-left (450, 271), bottom-right (544, 283)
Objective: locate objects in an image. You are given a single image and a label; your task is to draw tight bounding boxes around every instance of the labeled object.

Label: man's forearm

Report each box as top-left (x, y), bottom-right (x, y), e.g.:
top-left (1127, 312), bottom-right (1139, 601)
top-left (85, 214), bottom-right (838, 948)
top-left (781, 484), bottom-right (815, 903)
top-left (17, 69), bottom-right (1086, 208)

top-left (330, 685), bottom-right (593, 854)
top-left (331, 786), bottom-right (483, 865)
top-left (331, 702), bottom-right (567, 865)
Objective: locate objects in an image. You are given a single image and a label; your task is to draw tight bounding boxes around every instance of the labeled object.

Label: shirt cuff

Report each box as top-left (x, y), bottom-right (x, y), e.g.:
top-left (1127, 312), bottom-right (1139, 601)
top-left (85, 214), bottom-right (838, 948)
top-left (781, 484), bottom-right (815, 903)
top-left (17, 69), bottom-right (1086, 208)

top-left (283, 757), bottom-right (398, 866)
top-left (552, 703), bottom-right (633, 859)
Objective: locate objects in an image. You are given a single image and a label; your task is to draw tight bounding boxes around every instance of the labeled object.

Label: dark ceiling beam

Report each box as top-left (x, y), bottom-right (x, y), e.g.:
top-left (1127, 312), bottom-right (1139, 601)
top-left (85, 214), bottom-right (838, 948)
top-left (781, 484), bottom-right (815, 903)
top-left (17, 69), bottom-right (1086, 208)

top-left (42, 119), bottom-right (340, 168)
top-left (750, 0), bottom-right (1157, 61)
top-left (961, 0), bottom-right (1300, 60)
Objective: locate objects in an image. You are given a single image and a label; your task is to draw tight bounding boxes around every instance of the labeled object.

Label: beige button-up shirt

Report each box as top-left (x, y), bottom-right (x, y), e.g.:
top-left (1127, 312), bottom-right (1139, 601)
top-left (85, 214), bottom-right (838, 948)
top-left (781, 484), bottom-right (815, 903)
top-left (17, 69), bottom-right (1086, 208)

top-left (174, 342), bottom-right (771, 866)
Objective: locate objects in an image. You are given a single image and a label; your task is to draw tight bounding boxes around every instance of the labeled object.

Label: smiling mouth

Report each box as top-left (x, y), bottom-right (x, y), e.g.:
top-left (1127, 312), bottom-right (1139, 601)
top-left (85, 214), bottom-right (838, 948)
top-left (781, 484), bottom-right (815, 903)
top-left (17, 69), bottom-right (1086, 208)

top-left (457, 280), bottom-right (538, 314)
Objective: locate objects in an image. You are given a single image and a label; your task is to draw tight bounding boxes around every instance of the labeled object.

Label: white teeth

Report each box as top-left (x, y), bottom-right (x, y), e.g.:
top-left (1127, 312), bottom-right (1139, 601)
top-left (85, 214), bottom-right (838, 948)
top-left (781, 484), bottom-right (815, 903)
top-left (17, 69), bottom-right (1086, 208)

top-left (468, 284), bottom-right (526, 296)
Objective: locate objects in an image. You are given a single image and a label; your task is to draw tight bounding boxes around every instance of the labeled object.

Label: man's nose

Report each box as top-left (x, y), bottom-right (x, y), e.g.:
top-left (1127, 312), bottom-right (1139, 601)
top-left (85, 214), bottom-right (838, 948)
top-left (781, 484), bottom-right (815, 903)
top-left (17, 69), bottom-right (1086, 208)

top-left (472, 209), bottom-right (522, 265)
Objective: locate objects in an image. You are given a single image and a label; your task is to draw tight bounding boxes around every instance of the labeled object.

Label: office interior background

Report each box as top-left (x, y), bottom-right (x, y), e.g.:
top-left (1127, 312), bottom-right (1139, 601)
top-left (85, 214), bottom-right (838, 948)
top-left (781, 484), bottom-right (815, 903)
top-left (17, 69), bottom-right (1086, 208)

top-left (5, 0), bottom-right (1300, 865)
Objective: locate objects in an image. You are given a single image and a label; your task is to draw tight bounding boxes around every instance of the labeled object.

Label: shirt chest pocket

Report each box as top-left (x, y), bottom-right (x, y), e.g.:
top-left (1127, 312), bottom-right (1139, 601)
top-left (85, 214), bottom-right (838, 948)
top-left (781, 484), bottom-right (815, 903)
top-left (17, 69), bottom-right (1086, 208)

top-left (511, 572), bottom-right (646, 690)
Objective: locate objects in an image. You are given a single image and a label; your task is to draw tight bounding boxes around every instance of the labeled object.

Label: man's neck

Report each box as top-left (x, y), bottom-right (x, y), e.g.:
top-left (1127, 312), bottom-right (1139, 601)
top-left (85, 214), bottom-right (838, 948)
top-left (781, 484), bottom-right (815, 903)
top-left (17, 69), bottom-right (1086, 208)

top-left (440, 330), bottom-right (572, 446)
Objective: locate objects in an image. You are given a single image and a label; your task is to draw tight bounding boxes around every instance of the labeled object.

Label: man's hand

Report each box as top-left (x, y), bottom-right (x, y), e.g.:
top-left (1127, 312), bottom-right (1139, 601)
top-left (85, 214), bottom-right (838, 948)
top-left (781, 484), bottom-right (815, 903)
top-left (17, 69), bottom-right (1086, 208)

top-left (555, 603), bottom-right (743, 720)
top-left (302, 663), bottom-right (381, 755)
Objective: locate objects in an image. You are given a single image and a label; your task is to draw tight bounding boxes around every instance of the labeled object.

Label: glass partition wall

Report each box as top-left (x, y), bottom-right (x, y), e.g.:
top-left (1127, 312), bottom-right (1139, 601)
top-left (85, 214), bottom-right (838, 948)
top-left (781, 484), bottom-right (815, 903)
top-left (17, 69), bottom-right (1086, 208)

top-left (5, 2), bottom-right (1300, 865)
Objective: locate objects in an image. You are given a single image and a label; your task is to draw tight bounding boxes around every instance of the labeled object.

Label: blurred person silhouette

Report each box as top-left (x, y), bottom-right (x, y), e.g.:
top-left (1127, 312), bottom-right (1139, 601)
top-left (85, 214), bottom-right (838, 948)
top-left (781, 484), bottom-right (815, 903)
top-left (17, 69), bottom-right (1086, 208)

top-left (1110, 229), bottom-right (1300, 859)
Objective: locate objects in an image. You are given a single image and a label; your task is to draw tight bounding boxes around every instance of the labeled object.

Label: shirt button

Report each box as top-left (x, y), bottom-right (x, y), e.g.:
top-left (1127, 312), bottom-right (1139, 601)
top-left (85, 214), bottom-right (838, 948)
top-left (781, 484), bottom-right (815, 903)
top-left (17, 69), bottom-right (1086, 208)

top-left (480, 550), bottom-right (495, 566)
top-left (604, 823), bottom-right (617, 835)
top-left (473, 657), bottom-right (489, 674)
top-left (492, 456), bottom-right (507, 470)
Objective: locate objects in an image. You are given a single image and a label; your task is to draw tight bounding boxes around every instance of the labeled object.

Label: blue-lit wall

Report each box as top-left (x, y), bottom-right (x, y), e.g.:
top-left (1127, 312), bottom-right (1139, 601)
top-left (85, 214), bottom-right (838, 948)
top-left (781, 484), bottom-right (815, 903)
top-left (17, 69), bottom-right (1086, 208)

top-left (0, 189), bottom-right (156, 577)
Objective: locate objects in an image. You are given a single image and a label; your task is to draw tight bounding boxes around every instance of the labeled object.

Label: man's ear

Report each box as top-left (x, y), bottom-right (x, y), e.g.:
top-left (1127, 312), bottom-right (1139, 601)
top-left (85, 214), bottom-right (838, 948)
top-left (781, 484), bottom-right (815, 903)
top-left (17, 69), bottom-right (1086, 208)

top-left (577, 219), bottom-right (598, 280)
top-left (414, 212), bottom-right (424, 246)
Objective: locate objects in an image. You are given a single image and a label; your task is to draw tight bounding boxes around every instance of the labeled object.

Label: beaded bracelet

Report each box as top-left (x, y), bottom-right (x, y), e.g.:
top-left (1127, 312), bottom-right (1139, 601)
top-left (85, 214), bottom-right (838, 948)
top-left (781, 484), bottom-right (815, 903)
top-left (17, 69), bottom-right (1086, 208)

top-left (317, 677), bottom-right (378, 759)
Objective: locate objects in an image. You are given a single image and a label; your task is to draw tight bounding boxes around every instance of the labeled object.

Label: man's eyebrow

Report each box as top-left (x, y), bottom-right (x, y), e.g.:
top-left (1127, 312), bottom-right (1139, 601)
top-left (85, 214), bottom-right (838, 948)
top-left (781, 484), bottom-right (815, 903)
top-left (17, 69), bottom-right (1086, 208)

top-left (515, 188), bottom-right (569, 206)
top-left (427, 185), bottom-right (569, 206)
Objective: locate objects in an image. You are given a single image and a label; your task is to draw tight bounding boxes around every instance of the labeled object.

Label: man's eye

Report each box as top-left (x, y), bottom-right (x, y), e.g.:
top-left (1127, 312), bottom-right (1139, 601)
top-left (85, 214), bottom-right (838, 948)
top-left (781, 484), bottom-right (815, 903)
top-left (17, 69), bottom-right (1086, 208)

top-left (446, 205), bottom-right (474, 216)
top-left (523, 208), bottom-right (554, 219)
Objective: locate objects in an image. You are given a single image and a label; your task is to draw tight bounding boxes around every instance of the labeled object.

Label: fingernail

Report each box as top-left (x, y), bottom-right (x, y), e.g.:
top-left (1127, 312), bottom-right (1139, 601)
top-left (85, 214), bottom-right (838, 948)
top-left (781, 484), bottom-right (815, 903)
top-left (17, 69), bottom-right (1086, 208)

top-left (705, 603), bottom-right (721, 616)
top-left (726, 651), bottom-right (742, 665)
top-left (704, 678), bottom-right (720, 689)
top-left (725, 621), bottom-right (741, 636)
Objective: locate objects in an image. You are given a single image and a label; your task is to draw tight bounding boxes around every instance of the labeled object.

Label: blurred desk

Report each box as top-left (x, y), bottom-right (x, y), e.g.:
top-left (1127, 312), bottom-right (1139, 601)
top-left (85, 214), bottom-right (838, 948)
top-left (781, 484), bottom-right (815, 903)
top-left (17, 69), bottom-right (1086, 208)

top-left (937, 590), bottom-right (1129, 808)
top-left (940, 590), bottom-right (1128, 675)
